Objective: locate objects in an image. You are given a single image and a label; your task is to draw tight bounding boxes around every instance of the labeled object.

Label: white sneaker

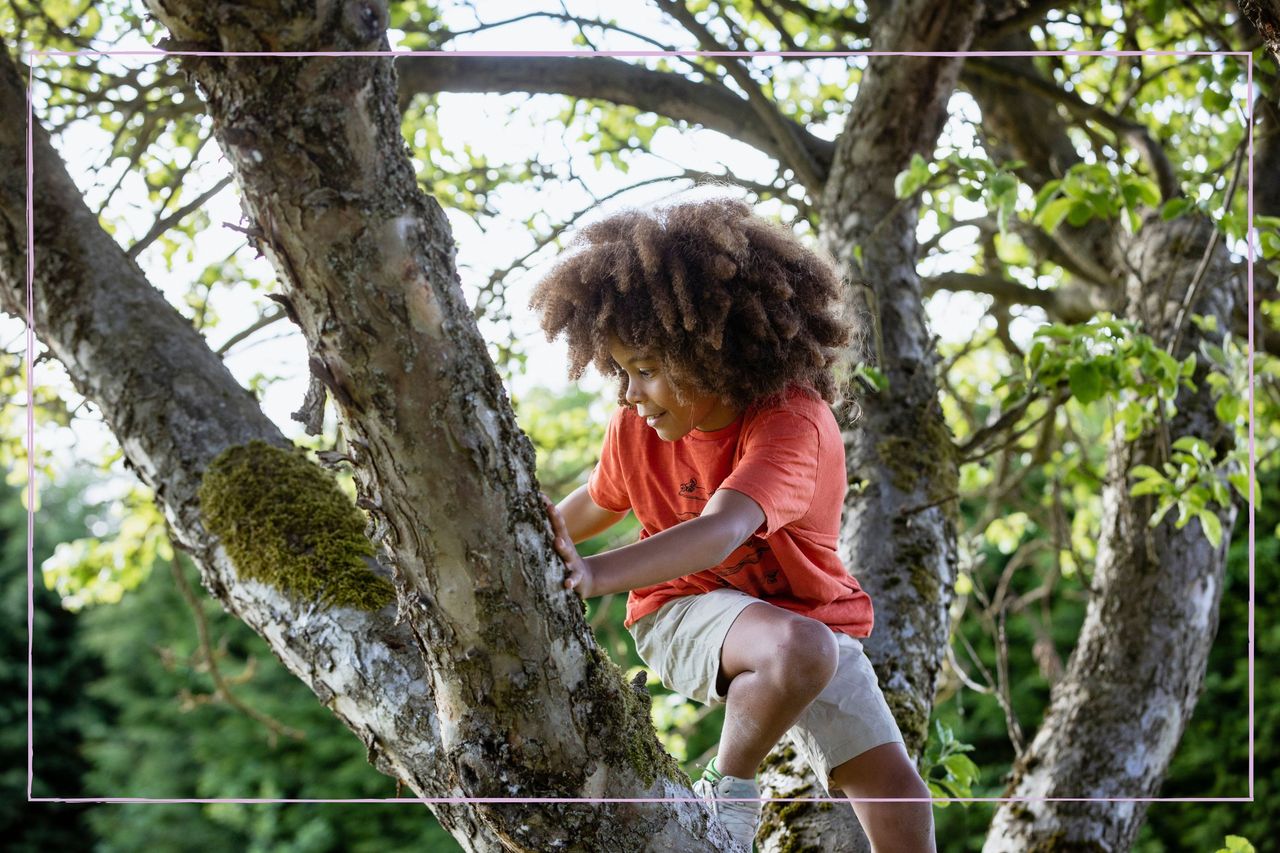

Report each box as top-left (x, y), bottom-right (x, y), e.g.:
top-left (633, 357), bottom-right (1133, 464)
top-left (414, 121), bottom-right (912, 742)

top-left (693, 769), bottom-right (762, 852)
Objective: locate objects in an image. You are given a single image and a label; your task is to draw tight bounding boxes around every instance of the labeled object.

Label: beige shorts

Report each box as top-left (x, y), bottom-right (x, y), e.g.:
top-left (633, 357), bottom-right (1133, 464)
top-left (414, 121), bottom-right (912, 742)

top-left (629, 588), bottom-right (904, 794)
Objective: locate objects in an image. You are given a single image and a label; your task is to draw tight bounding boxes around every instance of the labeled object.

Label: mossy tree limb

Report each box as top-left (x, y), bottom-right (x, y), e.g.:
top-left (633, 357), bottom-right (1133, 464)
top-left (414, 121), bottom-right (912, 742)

top-left (0, 31), bottom-right (718, 853)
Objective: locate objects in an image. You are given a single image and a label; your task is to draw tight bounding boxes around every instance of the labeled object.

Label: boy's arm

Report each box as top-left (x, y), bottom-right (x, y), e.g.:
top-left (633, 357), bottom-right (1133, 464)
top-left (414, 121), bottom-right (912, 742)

top-left (555, 483), bottom-right (628, 544)
top-left (551, 488), bottom-right (765, 598)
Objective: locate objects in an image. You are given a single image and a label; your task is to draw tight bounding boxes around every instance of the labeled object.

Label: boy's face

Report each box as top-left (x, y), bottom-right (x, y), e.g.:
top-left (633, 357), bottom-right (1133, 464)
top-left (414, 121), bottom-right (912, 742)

top-left (608, 338), bottom-right (741, 441)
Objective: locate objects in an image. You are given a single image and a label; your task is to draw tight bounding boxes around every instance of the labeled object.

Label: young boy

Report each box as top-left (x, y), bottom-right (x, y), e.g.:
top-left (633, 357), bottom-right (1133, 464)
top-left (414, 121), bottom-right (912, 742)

top-left (531, 198), bottom-right (935, 852)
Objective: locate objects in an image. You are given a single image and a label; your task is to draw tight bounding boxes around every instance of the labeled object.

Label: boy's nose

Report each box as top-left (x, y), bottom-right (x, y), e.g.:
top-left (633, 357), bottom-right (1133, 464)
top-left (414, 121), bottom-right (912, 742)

top-left (625, 378), bottom-right (644, 404)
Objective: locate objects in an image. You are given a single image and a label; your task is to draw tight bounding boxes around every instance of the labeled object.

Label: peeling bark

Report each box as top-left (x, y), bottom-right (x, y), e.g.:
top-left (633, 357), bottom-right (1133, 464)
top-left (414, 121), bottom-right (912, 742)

top-left (983, 215), bottom-right (1239, 851)
top-left (1240, 0), bottom-right (1280, 62)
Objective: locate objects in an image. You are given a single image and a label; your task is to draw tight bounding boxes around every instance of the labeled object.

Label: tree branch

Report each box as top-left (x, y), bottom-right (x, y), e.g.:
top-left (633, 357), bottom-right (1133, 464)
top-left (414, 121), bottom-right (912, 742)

top-left (654, 0), bottom-right (825, 193)
top-left (964, 56), bottom-right (1180, 201)
top-left (1240, 1), bottom-right (1280, 64)
top-left (126, 175), bottom-right (233, 260)
top-left (393, 55), bottom-right (834, 178)
top-left (924, 271), bottom-right (1114, 322)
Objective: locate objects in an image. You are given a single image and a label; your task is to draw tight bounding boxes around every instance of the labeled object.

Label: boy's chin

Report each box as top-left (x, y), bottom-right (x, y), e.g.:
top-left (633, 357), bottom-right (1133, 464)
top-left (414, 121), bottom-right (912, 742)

top-left (654, 424), bottom-right (692, 442)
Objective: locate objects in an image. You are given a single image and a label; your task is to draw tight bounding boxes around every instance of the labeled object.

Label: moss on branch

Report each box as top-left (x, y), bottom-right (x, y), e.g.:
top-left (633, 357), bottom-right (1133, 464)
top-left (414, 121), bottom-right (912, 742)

top-left (198, 440), bottom-right (394, 611)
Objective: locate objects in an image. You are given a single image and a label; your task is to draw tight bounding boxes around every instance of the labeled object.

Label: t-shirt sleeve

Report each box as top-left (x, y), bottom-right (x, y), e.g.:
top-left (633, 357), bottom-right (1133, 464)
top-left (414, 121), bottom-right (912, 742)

top-left (719, 409), bottom-right (821, 537)
top-left (587, 407), bottom-right (632, 513)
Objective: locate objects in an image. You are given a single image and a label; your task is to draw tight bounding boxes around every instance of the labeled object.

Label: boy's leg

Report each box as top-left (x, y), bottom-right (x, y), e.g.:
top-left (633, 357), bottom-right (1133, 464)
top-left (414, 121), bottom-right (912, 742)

top-left (713, 602), bottom-right (841, 778)
top-left (830, 743), bottom-right (936, 853)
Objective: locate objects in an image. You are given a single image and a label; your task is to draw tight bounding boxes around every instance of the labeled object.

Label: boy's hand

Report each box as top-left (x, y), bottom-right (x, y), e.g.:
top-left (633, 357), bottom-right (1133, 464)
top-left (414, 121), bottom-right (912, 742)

top-left (541, 492), bottom-right (597, 599)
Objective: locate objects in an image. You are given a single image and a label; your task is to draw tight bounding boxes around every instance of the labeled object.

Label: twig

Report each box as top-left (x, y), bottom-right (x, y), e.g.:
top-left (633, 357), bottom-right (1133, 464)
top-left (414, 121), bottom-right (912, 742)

top-left (169, 554), bottom-right (305, 745)
top-left (654, 0), bottom-right (824, 193)
top-left (215, 306), bottom-right (286, 356)
top-left (127, 175), bottom-right (233, 260)
top-left (1166, 138), bottom-right (1244, 356)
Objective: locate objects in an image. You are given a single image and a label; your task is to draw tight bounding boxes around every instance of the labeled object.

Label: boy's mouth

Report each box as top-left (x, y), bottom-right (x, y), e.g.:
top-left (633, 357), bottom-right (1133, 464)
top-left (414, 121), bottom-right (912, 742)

top-left (643, 411), bottom-right (665, 428)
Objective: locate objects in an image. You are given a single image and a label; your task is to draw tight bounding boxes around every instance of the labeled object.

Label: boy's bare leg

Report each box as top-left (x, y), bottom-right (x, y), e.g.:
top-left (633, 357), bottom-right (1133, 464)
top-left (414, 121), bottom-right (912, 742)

top-left (831, 742), bottom-right (936, 853)
top-left (713, 603), bottom-right (840, 778)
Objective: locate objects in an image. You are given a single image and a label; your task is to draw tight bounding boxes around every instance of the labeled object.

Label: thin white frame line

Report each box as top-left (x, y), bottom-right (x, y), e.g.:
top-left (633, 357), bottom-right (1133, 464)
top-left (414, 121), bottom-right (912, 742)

top-left (23, 42), bottom-right (1257, 808)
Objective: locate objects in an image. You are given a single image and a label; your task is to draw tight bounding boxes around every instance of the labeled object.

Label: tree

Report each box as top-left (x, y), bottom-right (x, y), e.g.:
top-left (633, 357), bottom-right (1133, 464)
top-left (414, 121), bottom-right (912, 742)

top-left (3, 1), bottom-right (1273, 849)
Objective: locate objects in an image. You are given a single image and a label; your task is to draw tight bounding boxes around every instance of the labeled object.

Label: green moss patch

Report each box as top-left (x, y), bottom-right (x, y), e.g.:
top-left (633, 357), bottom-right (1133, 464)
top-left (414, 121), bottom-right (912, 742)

top-left (199, 440), bottom-right (394, 611)
top-left (582, 647), bottom-right (687, 788)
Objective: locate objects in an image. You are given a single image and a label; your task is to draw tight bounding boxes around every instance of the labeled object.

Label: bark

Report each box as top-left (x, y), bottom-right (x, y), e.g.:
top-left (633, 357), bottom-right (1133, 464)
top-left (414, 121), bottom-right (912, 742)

top-left (10, 9), bottom-right (733, 850)
top-left (0, 48), bottom-right (502, 853)
top-left (755, 2), bottom-right (981, 850)
top-left (924, 272), bottom-right (1114, 324)
top-left (983, 214), bottom-right (1239, 851)
top-left (394, 55), bottom-right (835, 181)
top-left (1240, 0), bottom-right (1280, 62)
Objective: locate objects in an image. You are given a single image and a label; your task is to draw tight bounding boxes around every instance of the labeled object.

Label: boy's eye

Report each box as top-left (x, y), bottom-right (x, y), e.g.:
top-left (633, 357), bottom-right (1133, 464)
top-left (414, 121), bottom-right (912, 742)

top-left (637, 369), bottom-right (654, 379)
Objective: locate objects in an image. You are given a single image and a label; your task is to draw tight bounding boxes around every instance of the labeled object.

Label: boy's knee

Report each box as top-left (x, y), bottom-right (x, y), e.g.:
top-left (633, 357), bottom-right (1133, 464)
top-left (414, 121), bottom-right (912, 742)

top-left (769, 617), bottom-right (839, 692)
top-left (833, 744), bottom-right (929, 800)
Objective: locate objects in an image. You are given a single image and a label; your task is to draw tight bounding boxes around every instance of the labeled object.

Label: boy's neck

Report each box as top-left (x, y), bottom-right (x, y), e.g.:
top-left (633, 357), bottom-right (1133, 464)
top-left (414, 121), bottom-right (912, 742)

top-left (693, 400), bottom-right (742, 432)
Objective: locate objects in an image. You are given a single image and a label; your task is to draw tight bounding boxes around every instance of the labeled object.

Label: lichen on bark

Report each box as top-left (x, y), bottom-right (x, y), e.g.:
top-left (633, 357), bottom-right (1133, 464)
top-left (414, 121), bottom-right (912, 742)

top-left (578, 647), bottom-right (687, 788)
top-left (198, 440), bottom-right (395, 610)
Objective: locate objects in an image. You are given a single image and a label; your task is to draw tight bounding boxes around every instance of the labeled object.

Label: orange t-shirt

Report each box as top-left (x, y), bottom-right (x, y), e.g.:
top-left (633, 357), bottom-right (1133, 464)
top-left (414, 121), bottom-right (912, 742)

top-left (588, 386), bottom-right (874, 638)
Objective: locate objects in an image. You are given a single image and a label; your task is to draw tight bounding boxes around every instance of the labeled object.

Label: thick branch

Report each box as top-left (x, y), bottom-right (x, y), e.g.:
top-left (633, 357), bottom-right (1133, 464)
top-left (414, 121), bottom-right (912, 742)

top-left (753, 1), bottom-right (982, 850)
top-left (1240, 0), bottom-right (1280, 62)
top-left (393, 55), bottom-right (834, 180)
top-left (0, 48), bottom-right (501, 851)
top-left (924, 271), bottom-right (1115, 323)
top-left (985, 214), bottom-right (1239, 851)
top-left (139, 4), bottom-right (732, 850)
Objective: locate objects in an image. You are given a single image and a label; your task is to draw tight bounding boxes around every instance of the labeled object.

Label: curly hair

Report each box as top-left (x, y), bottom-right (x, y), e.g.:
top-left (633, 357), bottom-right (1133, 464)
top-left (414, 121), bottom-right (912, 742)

top-left (530, 198), bottom-right (854, 411)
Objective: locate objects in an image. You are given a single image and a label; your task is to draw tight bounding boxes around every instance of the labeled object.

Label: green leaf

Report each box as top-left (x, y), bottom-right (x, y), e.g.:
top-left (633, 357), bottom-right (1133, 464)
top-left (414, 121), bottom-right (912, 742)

top-left (894, 153), bottom-right (930, 199)
top-left (927, 780), bottom-right (956, 805)
top-left (1068, 362), bottom-right (1104, 404)
top-left (1198, 511), bottom-right (1223, 548)
top-left (1202, 88), bottom-right (1234, 112)
top-left (1160, 197), bottom-right (1193, 220)
top-left (1260, 231), bottom-right (1280, 260)
top-left (941, 753), bottom-right (980, 787)
top-left (1215, 395), bottom-right (1239, 424)
top-left (1038, 197), bottom-right (1074, 233)
top-left (1130, 479), bottom-right (1166, 497)
top-left (1032, 180), bottom-right (1063, 215)
top-left (1228, 472), bottom-right (1261, 504)
top-left (1066, 201), bottom-right (1094, 227)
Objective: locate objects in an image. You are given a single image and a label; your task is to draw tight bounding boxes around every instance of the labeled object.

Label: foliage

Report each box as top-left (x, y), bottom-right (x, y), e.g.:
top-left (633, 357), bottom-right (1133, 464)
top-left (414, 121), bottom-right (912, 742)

top-left (920, 720), bottom-right (980, 805)
top-left (0, 477), bottom-right (106, 851)
top-left (41, 482), bottom-right (170, 608)
top-left (74, 530), bottom-right (460, 851)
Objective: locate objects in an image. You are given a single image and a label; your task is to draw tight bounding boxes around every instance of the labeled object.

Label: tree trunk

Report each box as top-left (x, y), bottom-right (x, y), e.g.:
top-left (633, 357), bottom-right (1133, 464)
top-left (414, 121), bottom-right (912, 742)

top-left (983, 214), bottom-right (1238, 851)
top-left (7, 13), bottom-right (728, 850)
top-left (756, 2), bottom-right (980, 849)
top-left (0, 48), bottom-right (503, 853)
top-left (1240, 0), bottom-right (1280, 62)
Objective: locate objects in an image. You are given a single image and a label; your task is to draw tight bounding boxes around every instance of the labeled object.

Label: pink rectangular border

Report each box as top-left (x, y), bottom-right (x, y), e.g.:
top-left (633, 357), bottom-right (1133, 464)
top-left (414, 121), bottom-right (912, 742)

top-left (24, 46), bottom-right (1257, 807)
